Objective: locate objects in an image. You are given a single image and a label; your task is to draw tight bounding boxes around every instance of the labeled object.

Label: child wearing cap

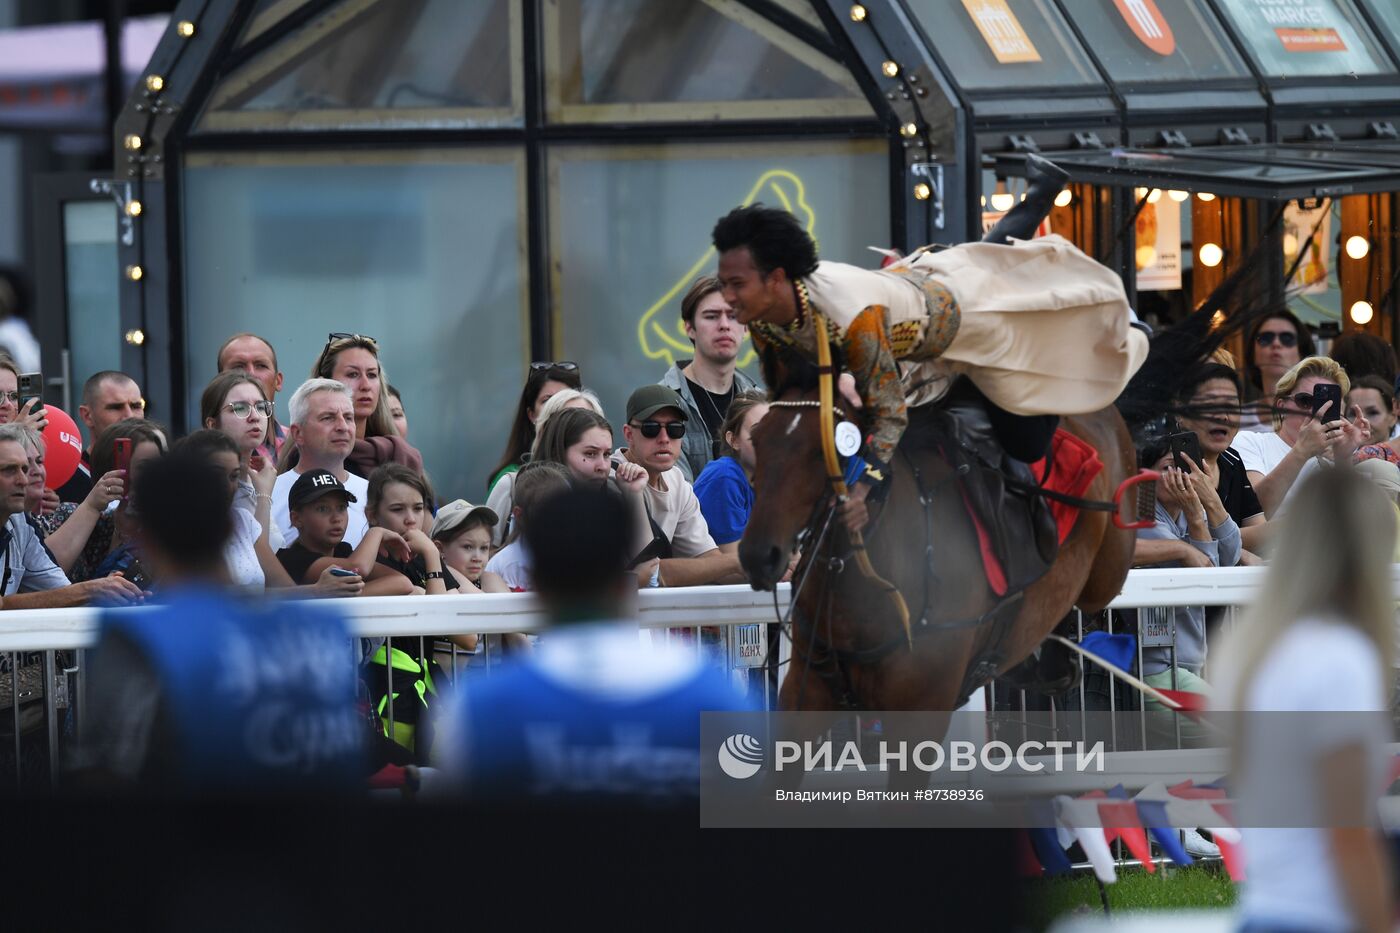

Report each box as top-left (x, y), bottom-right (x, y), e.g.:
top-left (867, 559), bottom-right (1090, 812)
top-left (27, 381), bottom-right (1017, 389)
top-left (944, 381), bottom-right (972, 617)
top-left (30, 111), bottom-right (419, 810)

top-left (431, 498), bottom-right (509, 596)
top-left (275, 468), bottom-right (417, 596)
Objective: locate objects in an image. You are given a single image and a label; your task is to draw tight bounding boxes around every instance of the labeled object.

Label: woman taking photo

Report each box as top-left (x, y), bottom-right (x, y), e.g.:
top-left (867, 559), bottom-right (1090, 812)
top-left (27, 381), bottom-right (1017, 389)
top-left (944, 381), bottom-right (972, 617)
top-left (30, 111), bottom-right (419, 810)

top-left (1217, 469), bottom-right (1394, 933)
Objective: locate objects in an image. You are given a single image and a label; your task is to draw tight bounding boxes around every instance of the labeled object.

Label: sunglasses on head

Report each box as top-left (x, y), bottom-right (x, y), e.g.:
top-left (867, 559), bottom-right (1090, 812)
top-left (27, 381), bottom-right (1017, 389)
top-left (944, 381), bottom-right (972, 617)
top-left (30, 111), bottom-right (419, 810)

top-left (1255, 331), bottom-right (1298, 348)
top-left (530, 361), bottom-right (579, 374)
top-left (327, 332), bottom-right (377, 346)
top-left (632, 421), bottom-right (685, 440)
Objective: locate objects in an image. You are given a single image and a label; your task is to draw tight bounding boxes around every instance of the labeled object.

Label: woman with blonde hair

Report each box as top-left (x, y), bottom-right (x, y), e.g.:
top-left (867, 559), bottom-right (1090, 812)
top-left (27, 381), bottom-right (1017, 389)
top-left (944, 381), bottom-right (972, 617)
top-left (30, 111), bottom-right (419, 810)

top-left (1215, 468), bottom-right (1394, 933)
top-left (284, 333), bottom-right (423, 479)
top-left (1230, 356), bottom-right (1369, 517)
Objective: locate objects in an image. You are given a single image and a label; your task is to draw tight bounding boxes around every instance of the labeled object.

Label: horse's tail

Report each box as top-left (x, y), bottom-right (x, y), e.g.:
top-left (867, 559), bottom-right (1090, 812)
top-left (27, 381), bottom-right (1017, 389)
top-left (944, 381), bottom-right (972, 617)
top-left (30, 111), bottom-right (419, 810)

top-left (1114, 230), bottom-right (1294, 441)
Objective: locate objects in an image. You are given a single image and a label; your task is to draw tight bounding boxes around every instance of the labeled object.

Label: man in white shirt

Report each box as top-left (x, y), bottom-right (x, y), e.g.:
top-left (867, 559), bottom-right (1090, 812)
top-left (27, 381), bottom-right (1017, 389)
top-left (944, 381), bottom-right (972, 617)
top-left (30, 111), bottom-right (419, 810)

top-left (619, 385), bottom-right (743, 586)
top-left (271, 379), bottom-right (370, 547)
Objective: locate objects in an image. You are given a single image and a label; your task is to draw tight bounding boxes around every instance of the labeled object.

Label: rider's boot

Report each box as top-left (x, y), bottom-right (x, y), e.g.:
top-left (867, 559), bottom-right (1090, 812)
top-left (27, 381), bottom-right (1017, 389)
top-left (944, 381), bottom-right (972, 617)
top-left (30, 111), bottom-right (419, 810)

top-left (981, 153), bottom-right (1070, 245)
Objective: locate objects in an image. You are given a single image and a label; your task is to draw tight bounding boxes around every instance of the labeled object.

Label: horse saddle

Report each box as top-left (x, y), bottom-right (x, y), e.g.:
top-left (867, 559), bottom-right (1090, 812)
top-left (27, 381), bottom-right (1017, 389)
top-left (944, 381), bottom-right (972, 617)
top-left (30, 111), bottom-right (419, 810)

top-left (922, 386), bottom-right (1059, 598)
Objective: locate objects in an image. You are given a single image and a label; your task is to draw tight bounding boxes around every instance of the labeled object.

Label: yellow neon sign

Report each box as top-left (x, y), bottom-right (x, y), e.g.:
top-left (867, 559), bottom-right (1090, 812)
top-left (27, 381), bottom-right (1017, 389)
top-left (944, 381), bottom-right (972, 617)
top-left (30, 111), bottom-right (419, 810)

top-left (636, 169), bottom-right (818, 369)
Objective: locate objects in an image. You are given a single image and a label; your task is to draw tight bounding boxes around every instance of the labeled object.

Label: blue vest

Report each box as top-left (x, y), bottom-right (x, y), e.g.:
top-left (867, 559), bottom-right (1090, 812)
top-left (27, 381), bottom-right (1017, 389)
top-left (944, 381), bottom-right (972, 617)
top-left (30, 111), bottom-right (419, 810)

top-left (100, 589), bottom-right (364, 793)
top-left (457, 661), bottom-right (750, 801)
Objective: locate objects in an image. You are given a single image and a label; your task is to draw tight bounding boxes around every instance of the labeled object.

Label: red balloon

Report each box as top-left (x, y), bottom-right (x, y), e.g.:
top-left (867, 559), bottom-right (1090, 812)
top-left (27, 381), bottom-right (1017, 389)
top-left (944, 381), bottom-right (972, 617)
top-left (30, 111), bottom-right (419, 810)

top-left (41, 407), bottom-right (84, 489)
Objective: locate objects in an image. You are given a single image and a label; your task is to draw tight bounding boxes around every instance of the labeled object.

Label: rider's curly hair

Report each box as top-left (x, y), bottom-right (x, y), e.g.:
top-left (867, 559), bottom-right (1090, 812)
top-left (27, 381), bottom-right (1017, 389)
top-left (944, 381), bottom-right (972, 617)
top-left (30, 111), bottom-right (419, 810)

top-left (712, 204), bottom-right (819, 280)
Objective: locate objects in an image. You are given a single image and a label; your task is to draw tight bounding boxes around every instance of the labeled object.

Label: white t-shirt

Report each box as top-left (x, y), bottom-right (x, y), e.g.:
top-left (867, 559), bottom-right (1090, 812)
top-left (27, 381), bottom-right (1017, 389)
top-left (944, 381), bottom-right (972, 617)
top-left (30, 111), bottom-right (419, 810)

top-left (1229, 429), bottom-right (1292, 476)
top-left (270, 468), bottom-right (370, 548)
top-left (1223, 618), bottom-right (1389, 933)
top-left (225, 507), bottom-right (264, 589)
top-left (485, 540), bottom-right (532, 592)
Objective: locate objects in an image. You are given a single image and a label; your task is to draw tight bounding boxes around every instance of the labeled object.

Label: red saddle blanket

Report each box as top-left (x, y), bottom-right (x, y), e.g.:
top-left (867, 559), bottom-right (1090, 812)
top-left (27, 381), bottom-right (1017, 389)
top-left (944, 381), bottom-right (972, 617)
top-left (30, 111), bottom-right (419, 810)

top-left (1027, 429), bottom-right (1104, 545)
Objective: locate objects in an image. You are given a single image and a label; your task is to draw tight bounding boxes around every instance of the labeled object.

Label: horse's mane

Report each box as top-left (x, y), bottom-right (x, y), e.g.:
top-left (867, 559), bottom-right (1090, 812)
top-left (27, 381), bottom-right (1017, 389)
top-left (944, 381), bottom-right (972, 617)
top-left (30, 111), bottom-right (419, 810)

top-left (1115, 229), bottom-right (1296, 442)
top-left (762, 336), bottom-right (845, 398)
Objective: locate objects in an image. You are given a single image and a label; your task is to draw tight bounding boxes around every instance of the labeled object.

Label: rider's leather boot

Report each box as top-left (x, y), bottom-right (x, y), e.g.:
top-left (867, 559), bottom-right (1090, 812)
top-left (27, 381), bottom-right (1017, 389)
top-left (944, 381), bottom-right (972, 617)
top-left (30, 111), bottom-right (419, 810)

top-left (981, 153), bottom-right (1070, 245)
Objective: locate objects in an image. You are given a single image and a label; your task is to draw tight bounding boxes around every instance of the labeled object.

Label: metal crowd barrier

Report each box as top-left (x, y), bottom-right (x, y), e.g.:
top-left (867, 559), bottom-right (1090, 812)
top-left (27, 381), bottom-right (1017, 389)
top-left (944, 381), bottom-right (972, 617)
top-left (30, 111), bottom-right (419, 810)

top-left (0, 567), bottom-right (1351, 790)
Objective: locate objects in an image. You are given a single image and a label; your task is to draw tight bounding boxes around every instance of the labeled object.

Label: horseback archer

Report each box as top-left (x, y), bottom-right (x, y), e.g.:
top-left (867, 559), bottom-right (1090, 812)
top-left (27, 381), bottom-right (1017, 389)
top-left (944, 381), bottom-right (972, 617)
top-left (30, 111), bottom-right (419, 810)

top-left (712, 154), bottom-right (1149, 534)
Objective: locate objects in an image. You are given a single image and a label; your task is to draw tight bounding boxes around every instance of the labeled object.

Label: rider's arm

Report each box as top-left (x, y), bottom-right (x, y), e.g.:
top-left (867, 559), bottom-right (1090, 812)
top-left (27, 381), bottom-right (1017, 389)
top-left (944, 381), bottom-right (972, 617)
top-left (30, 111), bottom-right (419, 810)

top-left (841, 305), bottom-right (907, 473)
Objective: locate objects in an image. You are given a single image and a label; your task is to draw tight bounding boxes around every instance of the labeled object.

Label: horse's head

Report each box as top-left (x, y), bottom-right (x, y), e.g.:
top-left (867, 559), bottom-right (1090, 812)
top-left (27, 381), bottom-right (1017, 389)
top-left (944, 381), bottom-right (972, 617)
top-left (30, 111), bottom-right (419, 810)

top-left (740, 341), bottom-right (854, 590)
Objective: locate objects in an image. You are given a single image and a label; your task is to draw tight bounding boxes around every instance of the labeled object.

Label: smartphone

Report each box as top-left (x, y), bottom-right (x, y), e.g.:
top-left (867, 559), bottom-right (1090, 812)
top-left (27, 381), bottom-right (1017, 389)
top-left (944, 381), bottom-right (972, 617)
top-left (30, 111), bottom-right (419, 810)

top-left (113, 438), bottom-right (132, 500)
top-left (1168, 431), bottom-right (1202, 472)
top-left (1311, 383), bottom-right (1343, 423)
top-left (17, 372), bottom-right (41, 416)
top-left (627, 535), bottom-right (668, 571)
top-left (328, 567), bottom-right (359, 578)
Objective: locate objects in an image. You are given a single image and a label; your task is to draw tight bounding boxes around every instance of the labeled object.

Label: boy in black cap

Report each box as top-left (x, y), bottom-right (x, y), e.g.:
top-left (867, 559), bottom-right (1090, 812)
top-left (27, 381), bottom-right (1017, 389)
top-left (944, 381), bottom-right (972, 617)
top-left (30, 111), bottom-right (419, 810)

top-left (275, 469), bottom-right (416, 596)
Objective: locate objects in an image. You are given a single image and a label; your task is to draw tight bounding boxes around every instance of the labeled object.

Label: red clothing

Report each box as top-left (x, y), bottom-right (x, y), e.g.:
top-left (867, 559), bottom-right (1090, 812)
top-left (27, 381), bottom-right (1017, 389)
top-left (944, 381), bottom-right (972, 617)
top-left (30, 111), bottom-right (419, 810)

top-left (1354, 444), bottom-right (1400, 466)
top-left (345, 435), bottom-right (424, 479)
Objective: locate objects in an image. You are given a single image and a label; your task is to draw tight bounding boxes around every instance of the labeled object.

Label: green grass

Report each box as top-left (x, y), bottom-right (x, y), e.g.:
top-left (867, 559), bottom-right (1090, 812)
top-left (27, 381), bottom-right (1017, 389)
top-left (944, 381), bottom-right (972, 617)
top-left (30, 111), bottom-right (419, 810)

top-left (1027, 863), bottom-right (1237, 931)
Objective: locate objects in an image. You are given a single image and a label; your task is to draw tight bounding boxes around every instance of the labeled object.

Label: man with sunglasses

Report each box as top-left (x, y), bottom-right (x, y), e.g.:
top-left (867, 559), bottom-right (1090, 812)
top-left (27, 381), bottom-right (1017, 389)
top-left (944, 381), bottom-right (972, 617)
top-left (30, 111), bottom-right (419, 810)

top-left (618, 386), bottom-right (743, 586)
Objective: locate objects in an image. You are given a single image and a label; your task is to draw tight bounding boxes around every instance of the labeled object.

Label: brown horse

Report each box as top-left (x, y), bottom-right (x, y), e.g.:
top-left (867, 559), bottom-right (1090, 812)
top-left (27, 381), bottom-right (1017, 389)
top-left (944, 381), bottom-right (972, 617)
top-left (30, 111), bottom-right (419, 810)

top-left (739, 346), bottom-right (1138, 714)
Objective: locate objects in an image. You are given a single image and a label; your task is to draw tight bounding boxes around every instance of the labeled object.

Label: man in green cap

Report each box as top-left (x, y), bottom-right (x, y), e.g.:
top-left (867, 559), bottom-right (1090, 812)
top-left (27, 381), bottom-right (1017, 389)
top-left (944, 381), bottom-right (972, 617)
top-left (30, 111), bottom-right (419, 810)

top-left (618, 385), bottom-right (743, 587)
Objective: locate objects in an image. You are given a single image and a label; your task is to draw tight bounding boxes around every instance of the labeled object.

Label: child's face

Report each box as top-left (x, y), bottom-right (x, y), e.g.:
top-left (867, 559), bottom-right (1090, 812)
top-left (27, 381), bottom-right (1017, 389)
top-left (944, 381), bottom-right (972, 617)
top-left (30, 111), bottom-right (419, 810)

top-left (372, 480), bottom-right (425, 536)
top-left (291, 496), bottom-right (350, 551)
top-left (438, 523), bottom-right (492, 581)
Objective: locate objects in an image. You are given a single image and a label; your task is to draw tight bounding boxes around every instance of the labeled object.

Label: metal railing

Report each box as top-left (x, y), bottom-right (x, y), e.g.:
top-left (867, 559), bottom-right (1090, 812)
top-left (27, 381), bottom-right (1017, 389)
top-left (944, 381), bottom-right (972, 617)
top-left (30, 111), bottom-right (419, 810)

top-left (0, 567), bottom-right (1344, 790)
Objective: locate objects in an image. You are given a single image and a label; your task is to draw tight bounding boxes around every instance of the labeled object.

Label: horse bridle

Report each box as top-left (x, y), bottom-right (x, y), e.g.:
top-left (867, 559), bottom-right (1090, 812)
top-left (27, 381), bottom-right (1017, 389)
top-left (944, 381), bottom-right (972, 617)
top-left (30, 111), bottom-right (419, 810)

top-left (766, 309), bottom-right (912, 647)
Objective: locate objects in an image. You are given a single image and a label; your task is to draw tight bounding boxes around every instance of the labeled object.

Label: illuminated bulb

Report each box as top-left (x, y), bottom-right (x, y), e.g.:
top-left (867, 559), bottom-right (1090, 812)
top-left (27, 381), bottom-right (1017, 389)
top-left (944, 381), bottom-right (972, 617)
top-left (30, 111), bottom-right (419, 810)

top-left (1198, 243), bottom-right (1223, 267)
top-left (1196, 191), bottom-right (1216, 202)
top-left (145, 74), bottom-right (164, 92)
top-left (1054, 188), bottom-right (1072, 207)
top-left (1211, 311), bottom-right (1227, 329)
top-left (980, 195), bottom-right (987, 208)
top-left (1351, 301), bottom-right (1375, 325)
top-left (1147, 189), bottom-right (1162, 204)
top-left (1168, 190), bottom-right (1189, 202)
top-left (1134, 187), bottom-right (1148, 200)
top-left (850, 4), bottom-right (867, 22)
top-left (881, 60), bottom-right (899, 77)
top-left (900, 122), bottom-right (918, 138)
top-left (913, 182), bottom-right (931, 201)
top-left (1136, 245), bottom-right (1158, 268)
top-left (123, 134), bottom-right (142, 150)
top-left (990, 192), bottom-right (1015, 212)
top-left (125, 264), bottom-right (143, 281)
top-left (176, 20), bottom-right (196, 37)
top-left (1283, 232), bottom-right (1299, 255)
top-left (124, 329), bottom-right (146, 346)
top-left (1345, 235), bottom-right (1370, 260)
top-left (125, 200), bottom-right (142, 217)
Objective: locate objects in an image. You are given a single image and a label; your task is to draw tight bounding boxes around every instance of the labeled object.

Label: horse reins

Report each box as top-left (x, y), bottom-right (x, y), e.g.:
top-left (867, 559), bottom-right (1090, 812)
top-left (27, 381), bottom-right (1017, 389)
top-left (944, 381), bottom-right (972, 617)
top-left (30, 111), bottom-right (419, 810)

top-left (767, 308), bottom-right (913, 648)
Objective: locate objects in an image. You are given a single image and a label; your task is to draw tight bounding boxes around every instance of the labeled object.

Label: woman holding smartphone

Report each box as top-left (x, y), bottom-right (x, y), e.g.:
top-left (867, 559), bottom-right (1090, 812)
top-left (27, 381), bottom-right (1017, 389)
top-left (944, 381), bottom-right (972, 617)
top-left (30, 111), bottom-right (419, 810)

top-left (1230, 357), bottom-right (1369, 519)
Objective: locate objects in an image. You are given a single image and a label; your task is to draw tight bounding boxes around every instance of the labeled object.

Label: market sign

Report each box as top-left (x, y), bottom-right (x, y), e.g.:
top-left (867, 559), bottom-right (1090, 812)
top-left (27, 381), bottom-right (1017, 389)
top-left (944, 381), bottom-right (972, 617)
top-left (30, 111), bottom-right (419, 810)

top-left (1112, 0), bottom-right (1176, 56)
top-left (961, 0), bottom-right (1042, 64)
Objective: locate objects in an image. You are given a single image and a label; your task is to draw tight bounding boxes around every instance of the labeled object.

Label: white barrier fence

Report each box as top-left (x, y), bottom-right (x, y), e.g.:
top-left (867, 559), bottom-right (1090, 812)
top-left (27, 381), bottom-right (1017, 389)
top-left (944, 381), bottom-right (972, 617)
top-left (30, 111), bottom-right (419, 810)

top-left (0, 566), bottom-right (1365, 789)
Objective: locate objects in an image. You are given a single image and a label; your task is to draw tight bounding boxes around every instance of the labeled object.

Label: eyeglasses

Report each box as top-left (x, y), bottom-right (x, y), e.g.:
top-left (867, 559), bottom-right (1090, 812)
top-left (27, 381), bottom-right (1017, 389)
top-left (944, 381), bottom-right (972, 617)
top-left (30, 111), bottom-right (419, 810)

top-left (224, 400), bottom-right (274, 419)
top-left (1255, 331), bottom-right (1298, 348)
top-left (530, 361), bottom-right (579, 374)
top-left (0, 392), bottom-right (16, 404)
top-left (632, 421), bottom-right (685, 440)
top-left (326, 332), bottom-right (377, 346)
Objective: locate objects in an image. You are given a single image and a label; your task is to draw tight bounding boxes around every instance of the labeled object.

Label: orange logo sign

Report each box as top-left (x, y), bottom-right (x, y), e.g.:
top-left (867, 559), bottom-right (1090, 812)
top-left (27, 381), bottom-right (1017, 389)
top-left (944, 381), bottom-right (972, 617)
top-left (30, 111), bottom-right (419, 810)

top-left (1276, 27), bottom-right (1347, 53)
top-left (961, 0), bottom-right (1042, 64)
top-left (1112, 0), bottom-right (1175, 56)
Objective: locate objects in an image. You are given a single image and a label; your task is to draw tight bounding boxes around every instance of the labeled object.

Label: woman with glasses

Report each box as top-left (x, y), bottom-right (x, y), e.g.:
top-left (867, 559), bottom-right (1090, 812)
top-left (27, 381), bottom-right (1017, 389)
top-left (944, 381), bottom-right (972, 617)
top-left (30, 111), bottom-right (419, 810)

top-left (1242, 312), bottom-right (1315, 434)
top-left (300, 333), bottom-right (422, 480)
top-left (201, 370), bottom-right (282, 552)
top-left (1232, 356), bottom-right (1369, 518)
top-left (486, 361), bottom-right (583, 497)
